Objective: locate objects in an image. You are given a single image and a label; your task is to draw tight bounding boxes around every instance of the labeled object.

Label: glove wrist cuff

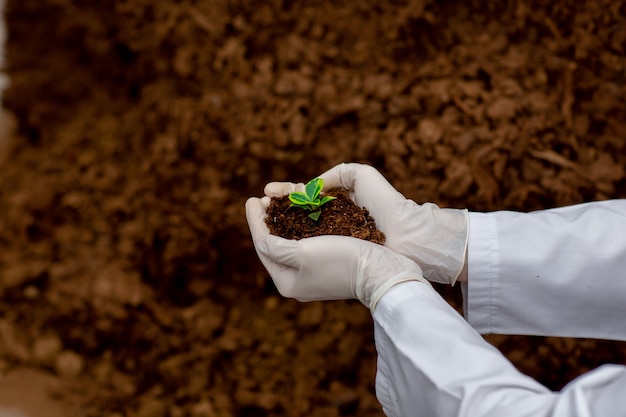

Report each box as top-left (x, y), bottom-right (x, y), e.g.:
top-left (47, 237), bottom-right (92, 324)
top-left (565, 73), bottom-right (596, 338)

top-left (449, 209), bottom-right (470, 286)
top-left (368, 273), bottom-right (431, 312)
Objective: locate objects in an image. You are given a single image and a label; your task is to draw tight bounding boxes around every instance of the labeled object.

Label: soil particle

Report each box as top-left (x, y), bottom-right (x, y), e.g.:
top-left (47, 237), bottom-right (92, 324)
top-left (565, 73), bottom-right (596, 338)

top-left (486, 97), bottom-right (517, 120)
top-left (189, 401), bottom-right (216, 417)
top-left (54, 351), bottom-right (84, 379)
top-left (32, 334), bottom-right (63, 365)
top-left (136, 399), bottom-right (167, 417)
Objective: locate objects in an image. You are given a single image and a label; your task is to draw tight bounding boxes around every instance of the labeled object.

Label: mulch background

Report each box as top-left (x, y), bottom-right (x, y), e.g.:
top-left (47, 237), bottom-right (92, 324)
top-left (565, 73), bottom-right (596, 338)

top-left (0, 0), bottom-right (625, 416)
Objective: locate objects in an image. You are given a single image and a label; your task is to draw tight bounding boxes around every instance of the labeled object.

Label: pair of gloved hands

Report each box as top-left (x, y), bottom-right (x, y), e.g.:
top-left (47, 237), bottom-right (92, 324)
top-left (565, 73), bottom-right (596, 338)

top-left (246, 163), bottom-right (468, 311)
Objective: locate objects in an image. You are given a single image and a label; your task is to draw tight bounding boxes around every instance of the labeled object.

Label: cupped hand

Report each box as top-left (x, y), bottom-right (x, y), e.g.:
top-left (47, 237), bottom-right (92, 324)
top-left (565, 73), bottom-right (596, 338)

top-left (264, 163), bottom-right (469, 285)
top-left (245, 195), bottom-right (429, 310)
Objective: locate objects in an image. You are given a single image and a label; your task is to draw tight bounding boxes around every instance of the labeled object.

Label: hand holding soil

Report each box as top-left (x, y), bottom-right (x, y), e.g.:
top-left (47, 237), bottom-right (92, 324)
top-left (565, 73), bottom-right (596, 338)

top-left (246, 196), bottom-right (427, 309)
top-left (267, 163), bottom-right (469, 285)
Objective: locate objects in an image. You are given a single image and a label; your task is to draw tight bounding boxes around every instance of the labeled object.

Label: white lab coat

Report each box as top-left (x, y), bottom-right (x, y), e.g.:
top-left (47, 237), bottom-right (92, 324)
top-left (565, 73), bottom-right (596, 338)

top-left (374, 200), bottom-right (626, 417)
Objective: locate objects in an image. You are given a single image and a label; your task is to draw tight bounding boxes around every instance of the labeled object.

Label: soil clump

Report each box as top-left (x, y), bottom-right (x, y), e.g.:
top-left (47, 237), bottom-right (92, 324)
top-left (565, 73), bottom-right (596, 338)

top-left (266, 190), bottom-right (386, 244)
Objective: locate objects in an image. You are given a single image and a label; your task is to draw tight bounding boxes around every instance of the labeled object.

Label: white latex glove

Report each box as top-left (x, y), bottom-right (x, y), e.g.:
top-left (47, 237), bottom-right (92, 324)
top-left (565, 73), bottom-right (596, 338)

top-left (264, 163), bottom-right (469, 285)
top-left (246, 196), bottom-right (430, 311)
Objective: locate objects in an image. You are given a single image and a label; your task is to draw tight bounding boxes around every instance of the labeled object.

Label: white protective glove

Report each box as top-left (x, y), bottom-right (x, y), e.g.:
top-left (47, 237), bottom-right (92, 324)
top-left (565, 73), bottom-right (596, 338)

top-left (245, 196), bottom-right (430, 311)
top-left (264, 163), bottom-right (469, 285)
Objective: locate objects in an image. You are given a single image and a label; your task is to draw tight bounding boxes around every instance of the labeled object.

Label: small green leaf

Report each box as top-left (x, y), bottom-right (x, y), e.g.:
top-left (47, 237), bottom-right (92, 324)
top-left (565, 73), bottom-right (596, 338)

top-left (289, 192), bottom-right (312, 206)
top-left (305, 178), bottom-right (324, 200)
top-left (288, 178), bottom-right (334, 221)
top-left (319, 195), bottom-right (336, 205)
top-left (308, 211), bottom-right (321, 221)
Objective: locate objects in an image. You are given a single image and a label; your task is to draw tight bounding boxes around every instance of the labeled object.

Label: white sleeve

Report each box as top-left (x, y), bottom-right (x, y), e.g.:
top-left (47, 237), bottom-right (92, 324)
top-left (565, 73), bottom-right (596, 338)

top-left (374, 281), bottom-right (626, 417)
top-left (464, 199), bottom-right (626, 340)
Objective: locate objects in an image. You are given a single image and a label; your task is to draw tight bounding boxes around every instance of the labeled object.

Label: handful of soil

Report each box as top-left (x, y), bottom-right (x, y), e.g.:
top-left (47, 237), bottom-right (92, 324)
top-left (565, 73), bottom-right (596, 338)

top-left (265, 189), bottom-right (385, 244)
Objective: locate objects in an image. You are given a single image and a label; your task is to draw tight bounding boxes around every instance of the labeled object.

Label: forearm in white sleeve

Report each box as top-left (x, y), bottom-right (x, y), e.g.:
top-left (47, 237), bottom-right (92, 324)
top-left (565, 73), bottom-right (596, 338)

top-left (374, 281), bottom-right (626, 417)
top-left (465, 199), bottom-right (626, 340)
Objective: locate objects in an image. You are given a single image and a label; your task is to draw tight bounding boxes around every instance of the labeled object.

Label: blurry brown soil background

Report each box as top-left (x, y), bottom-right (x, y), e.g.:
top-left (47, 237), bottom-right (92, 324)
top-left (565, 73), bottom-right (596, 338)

top-left (1, 0), bottom-right (625, 416)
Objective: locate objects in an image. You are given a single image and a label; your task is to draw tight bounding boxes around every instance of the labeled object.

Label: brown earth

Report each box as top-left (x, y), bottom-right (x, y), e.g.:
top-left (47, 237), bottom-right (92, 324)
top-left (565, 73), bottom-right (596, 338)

top-left (266, 190), bottom-right (386, 243)
top-left (0, 0), bottom-right (625, 416)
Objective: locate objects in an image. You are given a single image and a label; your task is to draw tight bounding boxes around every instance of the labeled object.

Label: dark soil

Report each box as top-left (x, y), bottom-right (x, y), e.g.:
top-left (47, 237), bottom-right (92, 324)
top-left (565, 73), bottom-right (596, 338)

top-left (1, 0), bottom-right (625, 416)
top-left (266, 190), bottom-right (386, 244)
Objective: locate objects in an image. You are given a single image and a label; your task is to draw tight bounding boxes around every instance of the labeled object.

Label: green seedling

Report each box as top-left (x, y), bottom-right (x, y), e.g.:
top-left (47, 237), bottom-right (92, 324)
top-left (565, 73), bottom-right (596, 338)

top-left (288, 177), bottom-right (336, 221)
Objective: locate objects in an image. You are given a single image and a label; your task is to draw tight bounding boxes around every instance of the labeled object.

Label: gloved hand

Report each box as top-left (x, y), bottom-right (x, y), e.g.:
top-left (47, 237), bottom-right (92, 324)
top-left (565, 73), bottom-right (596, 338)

top-left (246, 196), bottom-right (430, 311)
top-left (264, 163), bottom-right (469, 285)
